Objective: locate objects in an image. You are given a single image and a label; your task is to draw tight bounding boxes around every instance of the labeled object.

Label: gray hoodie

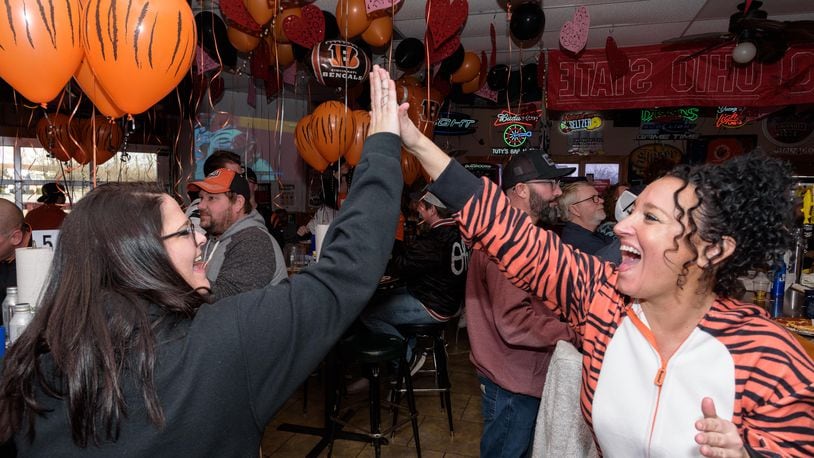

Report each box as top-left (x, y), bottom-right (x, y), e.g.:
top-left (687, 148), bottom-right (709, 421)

top-left (202, 209), bottom-right (286, 301)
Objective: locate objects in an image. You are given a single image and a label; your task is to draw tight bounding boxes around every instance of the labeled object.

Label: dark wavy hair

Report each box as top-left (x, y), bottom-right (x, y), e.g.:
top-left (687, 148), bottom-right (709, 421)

top-left (666, 152), bottom-right (794, 297)
top-left (0, 183), bottom-right (210, 447)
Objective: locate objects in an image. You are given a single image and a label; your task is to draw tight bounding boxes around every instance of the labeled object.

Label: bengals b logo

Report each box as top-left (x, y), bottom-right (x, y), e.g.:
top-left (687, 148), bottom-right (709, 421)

top-left (328, 43), bottom-right (361, 70)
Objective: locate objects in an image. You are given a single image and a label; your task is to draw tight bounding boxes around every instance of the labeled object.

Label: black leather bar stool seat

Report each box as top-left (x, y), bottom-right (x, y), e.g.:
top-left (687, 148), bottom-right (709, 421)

top-left (396, 323), bottom-right (455, 435)
top-left (329, 332), bottom-right (421, 457)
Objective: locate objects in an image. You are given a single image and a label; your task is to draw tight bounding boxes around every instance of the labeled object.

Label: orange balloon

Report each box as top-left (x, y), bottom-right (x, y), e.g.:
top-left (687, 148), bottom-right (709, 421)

top-left (267, 39), bottom-right (295, 68)
top-left (243, 0), bottom-right (278, 26)
top-left (450, 52), bottom-right (481, 84)
top-left (401, 149), bottom-right (422, 185)
top-left (227, 27), bottom-right (261, 53)
top-left (73, 59), bottom-right (126, 119)
top-left (336, 0), bottom-right (371, 40)
top-left (83, 0), bottom-right (195, 115)
top-left (36, 114), bottom-right (80, 162)
top-left (344, 110), bottom-right (370, 166)
top-left (274, 7), bottom-right (301, 43)
top-left (0, 0), bottom-right (84, 104)
top-left (361, 16), bottom-right (392, 47)
top-left (78, 117), bottom-right (123, 165)
top-left (461, 73), bottom-right (482, 94)
top-left (396, 80), bottom-right (442, 140)
top-left (295, 115), bottom-right (330, 172)
top-left (309, 101), bottom-right (356, 163)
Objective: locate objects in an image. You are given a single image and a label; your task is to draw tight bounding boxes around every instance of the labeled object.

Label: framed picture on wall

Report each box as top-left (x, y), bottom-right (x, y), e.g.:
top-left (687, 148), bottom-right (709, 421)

top-left (686, 135), bottom-right (758, 166)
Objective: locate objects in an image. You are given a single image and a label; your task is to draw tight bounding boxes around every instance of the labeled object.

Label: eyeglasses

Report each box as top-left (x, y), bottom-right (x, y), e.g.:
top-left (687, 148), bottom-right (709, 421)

top-left (526, 179), bottom-right (561, 188)
top-left (572, 194), bottom-right (602, 205)
top-left (161, 220), bottom-right (196, 240)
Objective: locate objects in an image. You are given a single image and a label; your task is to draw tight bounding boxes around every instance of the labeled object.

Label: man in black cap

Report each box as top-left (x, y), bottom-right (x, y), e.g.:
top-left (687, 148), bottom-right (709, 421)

top-left (188, 168), bottom-right (286, 301)
top-left (466, 149), bottom-right (577, 456)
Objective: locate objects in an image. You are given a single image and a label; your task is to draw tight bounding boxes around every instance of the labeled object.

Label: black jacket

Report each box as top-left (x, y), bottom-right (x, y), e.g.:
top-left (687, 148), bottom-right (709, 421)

top-left (392, 219), bottom-right (469, 318)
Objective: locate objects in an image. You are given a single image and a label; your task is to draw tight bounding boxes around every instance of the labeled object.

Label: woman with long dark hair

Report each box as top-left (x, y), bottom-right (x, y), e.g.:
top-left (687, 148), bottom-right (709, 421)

top-left (396, 92), bottom-right (814, 455)
top-left (0, 65), bottom-right (405, 456)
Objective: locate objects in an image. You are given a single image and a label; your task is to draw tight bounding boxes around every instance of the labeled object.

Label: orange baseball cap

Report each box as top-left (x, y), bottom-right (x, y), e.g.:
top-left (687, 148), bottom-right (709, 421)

top-left (188, 168), bottom-right (251, 201)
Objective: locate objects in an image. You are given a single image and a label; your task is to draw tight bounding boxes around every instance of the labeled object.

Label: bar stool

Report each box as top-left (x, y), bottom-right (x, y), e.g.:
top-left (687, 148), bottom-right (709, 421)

top-left (395, 323), bottom-right (455, 435)
top-left (329, 332), bottom-right (422, 457)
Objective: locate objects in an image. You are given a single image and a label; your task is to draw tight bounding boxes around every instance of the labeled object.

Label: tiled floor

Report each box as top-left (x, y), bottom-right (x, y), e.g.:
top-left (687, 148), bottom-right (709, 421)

top-left (261, 328), bottom-right (482, 457)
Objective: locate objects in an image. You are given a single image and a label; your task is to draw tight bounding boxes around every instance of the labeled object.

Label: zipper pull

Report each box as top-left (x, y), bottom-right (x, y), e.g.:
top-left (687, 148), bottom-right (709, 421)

top-left (653, 367), bottom-right (666, 386)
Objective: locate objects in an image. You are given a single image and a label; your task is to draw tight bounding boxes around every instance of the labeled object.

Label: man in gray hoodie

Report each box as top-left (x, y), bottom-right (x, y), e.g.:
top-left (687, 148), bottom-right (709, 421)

top-left (188, 168), bottom-right (286, 301)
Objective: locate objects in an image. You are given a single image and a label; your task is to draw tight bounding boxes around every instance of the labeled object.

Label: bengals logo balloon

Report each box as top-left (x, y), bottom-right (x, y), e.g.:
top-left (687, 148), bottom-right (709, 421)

top-left (0, 0), bottom-right (84, 104)
top-left (82, 0), bottom-right (196, 115)
top-left (309, 101), bottom-right (356, 163)
top-left (311, 40), bottom-right (370, 87)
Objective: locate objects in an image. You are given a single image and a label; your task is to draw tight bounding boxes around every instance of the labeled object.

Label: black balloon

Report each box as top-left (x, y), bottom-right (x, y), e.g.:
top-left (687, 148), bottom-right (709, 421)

top-left (437, 45), bottom-right (465, 77)
top-left (510, 3), bottom-right (545, 41)
top-left (323, 11), bottom-right (340, 40)
top-left (486, 64), bottom-right (510, 91)
top-left (395, 38), bottom-right (424, 72)
top-left (194, 12), bottom-right (238, 68)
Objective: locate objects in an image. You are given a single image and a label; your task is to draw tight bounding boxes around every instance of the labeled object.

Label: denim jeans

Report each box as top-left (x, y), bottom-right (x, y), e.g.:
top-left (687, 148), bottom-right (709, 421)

top-left (360, 286), bottom-right (440, 360)
top-left (479, 375), bottom-right (540, 458)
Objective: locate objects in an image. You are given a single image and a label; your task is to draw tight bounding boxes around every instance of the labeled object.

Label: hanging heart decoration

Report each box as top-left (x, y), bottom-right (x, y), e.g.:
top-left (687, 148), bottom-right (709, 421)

top-left (219, 0), bottom-right (263, 35)
top-left (365, 0), bottom-right (402, 16)
top-left (426, 0), bottom-right (468, 48)
top-left (425, 0), bottom-right (467, 64)
top-left (559, 6), bottom-right (590, 54)
top-left (283, 4), bottom-right (325, 48)
top-left (605, 36), bottom-right (629, 80)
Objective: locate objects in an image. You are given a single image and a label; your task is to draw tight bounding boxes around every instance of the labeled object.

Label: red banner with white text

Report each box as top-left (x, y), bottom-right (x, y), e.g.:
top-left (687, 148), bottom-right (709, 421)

top-left (547, 44), bottom-right (814, 111)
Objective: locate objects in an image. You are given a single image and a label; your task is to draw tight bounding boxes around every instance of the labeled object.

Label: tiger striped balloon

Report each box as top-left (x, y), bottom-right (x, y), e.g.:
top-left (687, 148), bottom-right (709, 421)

top-left (82, 0), bottom-right (196, 115)
top-left (295, 114), bottom-right (330, 172)
top-left (0, 0), bottom-right (84, 104)
top-left (309, 101), bottom-right (356, 164)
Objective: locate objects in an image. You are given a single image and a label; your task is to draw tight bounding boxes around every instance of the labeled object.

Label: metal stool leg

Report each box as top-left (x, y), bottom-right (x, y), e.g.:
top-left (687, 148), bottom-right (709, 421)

top-left (400, 356), bottom-right (422, 457)
top-left (367, 365), bottom-right (382, 458)
top-left (433, 335), bottom-right (454, 434)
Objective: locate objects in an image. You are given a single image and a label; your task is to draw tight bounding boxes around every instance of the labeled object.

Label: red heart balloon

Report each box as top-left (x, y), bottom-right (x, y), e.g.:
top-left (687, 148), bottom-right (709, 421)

top-left (426, 34), bottom-right (461, 65)
top-left (282, 4), bottom-right (325, 48)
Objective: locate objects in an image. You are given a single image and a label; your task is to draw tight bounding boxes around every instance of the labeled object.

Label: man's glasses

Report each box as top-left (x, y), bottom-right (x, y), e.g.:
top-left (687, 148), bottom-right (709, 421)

top-left (572, 194), bottom-right (602, 205)
top-left (161, 220), bottom-right (196, 240)
top-left (526, 179), bottom-right (561, 188)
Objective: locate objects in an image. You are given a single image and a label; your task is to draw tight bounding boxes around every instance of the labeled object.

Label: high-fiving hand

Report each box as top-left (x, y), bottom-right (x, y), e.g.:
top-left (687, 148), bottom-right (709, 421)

top-left (368, 65), bottom-right (407, 137)
top-left (694, 397), bottom-right (748, 458)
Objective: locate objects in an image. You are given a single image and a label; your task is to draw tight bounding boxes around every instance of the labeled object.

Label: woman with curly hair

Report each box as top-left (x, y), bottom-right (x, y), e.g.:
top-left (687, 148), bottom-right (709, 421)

top-left (393, 92), bottom-right (814, 457)
top-left (0, 66), bottom-right (405, 456)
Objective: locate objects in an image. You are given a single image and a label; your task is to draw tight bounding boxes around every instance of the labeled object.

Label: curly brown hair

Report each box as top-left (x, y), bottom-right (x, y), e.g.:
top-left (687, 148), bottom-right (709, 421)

top-left (666, 152), bottom-right (794, 297)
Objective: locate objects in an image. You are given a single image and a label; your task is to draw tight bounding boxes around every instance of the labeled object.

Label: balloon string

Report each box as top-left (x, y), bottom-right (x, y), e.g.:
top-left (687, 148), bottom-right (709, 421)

top-left (505, 2), bottom-right (513, 115)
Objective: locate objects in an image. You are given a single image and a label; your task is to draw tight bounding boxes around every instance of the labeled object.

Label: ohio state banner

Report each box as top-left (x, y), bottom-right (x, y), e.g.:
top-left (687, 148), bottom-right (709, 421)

top-left (547, 44), bottom-right (814, 111)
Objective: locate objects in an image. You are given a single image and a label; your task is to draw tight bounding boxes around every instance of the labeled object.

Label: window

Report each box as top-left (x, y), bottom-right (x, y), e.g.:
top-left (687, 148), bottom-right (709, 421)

top-left (1, 136), bottom-right (161, 210)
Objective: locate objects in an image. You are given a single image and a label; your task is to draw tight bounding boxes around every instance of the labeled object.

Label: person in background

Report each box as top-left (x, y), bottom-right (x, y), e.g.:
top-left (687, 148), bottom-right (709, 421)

top-left (557, 181), bottom-right (613, 254)
top-left (189, 169), bottom-right (286, 300)
top-left (186, 150), bottom-right (243, 233)
top-left (0, 200), bottom-right (31, 308)
top-left (466, 149), bottom-right (578, 457)
top-left (0, 65), bottom-right (405, 456)
top-left (397, 93), bottom-right (814, 457)
top-left (360, 188), bottom-right (469, 365)
top-left (268, 208), bottom-right (299, 248)
top-left (24, 183), bottom-right (68, 231)
top-left (595, 182), bottom-right (629, 240)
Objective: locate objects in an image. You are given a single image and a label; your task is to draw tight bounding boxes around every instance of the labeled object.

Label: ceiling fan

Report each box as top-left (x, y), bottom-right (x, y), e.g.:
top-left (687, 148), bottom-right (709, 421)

top-left (662, 1), bottom-right (814, 64)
